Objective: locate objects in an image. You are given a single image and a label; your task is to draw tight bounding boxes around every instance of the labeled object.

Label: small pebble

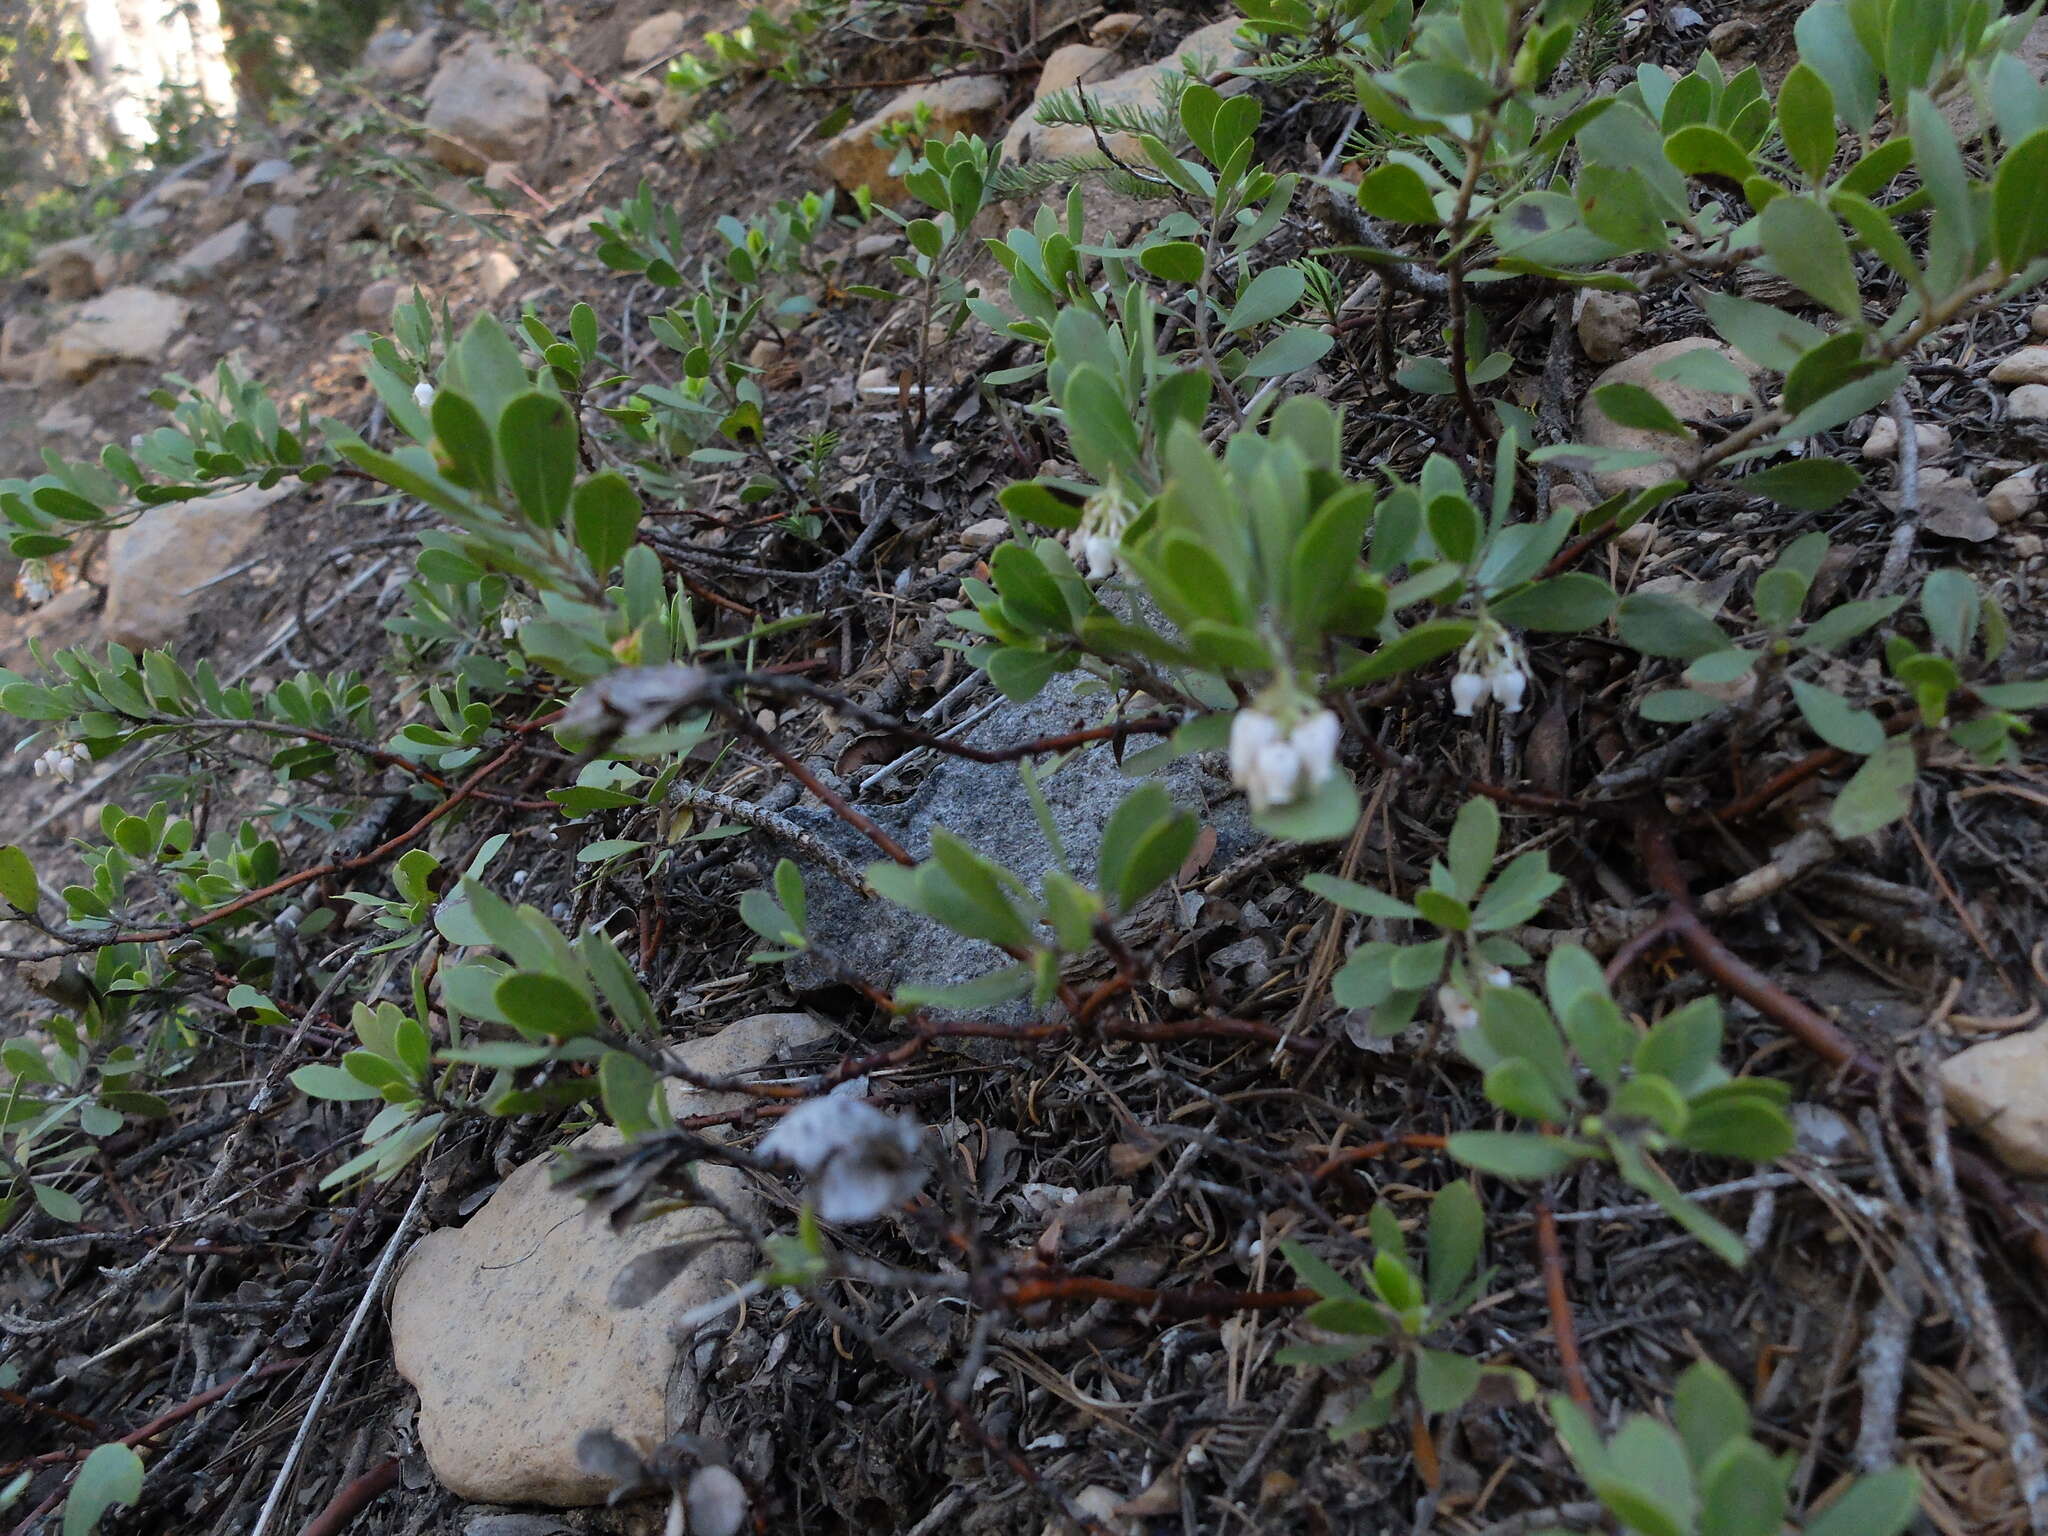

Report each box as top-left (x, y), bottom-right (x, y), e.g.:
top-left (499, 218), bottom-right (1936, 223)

top-left (1859, 415), bottom-right (1950, 460)
top-left (1989, 345), bottom-right (2048, 387)
top-left (1573, 290), bottom-right (1640, 364)
top-left (2009, 383), bottom-right (2048, 421)
top-left (1988, 469), bottom-right (2040, 524)
top-left (2031, 304), bottom-right (2048, 338)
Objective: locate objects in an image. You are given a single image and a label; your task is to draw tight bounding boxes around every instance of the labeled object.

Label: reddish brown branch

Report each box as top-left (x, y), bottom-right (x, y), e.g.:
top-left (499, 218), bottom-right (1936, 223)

top-left (294, 1457), bottom-right (399, 1536)
top-left (1632, 815), bottom-right (2048, 1276)
top-left (1309, 1134), bottom-right (1450, 1184)
top-left (1535, 1198), bottom-right (1593, 1411)
top-left (1635, 818), bottom-right (1878, 1075)
top-left (726, 705), bottom-right (915, 866)
top-left (5, 1359), bottom-right (307, 1536)
top-left (11, 717), bottom-right (555, 958)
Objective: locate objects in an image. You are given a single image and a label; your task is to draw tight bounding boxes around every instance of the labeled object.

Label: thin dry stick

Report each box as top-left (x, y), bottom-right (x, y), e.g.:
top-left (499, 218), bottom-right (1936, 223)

top-left (671, 780), bottom-right (869, 892)
top-left (1853, 1257), bottom-right (1924, 1473)
top-left (249, 1178), bottom-right (430, 1536)
top-left (1919, 1059), bottom-right (2048, 1535)
top-left (1872, 388), bottom-right (1922, 596)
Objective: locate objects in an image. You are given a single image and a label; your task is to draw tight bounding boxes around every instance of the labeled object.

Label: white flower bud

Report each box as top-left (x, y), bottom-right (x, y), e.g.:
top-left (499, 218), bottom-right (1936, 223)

top-left (1437, 983), bottom-right (1479, 1031)
top-left (1249, 739), bottom-right (1303, 812)
top-left (1492, 666), bottom-right (1528, 713)
top-left (1484, 966), bottom-right (1512, 990)
top-left (1450, 671), bottom-right (1487, 717)
top-left (1082, 533), bottom-right (1119, 579)
top-left (1290, 708), bottom-right (1341, 786)
top-left (1229, 708), bottom-right (1283, 784)
top-left (413, 380), bottom-right (436, 410)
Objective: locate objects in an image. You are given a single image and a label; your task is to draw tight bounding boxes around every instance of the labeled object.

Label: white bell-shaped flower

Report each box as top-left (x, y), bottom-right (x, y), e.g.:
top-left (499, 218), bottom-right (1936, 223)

top-left (1491, 665), bottom-right (1527, 713)
top-left (1229, 707), bottom-right (1283, 783)
top-left (1064, 482), bottom-right (1137, 582)
top-left (1291, 708), bottom-right (1341, 784)
top-left (413, 380), bottom-right (437, 410)
top-left (757, 1087), bottom-right (926, 1224)
top-left (1449, 671), bottom-right (1488, 717)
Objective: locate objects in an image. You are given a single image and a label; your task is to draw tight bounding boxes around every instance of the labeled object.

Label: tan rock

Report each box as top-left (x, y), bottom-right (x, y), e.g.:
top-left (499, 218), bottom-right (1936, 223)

top-left (159, 219), bottom-right (254, 291)
top-left (30, 238), bottom-right (101, 301)
top-left (259, 204), bottom-right (303, 259)
top-left (102, 483), bottom-right (294, 649)
top-left (1990, 344), bottom-right (2048, 387)
top-left (364, 24), bottom-right (440, 83)
top-left (1706, 18), bottom-right (1757, 56)
top-left (1003, 44), bottom-right (1118, 158)
top-left (1003, 18), bottom-right (1251, 166)
top-left (475, 250), bottom-right (520, 301)
top-left (1941, 1026), bottom-right (2048, 1177)
top-left (1572, 290), bottom-right (1639, 364)
top-left (816, 75), bottom-right (1008, 199)
top-left (960, 516), bottom-right (1009, 549)
top-left (155, 178), bottom-right (209, 209)
top-left (423, 36), bottom-right (555, 174)
top-left (357, 278), bottom-right (404, 326)
top-left (958, 0), bottom-right (1093, 47)
top-left (0, 314), bottom-right (42, 381)
top-left (1858, 415), bottom-right (1950, 461)
top-left (1578, 337), bottom-right (1756, 496)
top-left (1988, 469), bottom-right (2040, 524)
top-left (35, 400), bottom-right (93, 436)
top-left (2032, 304), bottom-right (2048, 339)
top-left (390, 1013), bottom-right (831, 1505)
top-left (1089, 11), bottom-right (1142, 43)
top-left (623, 11), bottom-right (692, 66)
top-left (45, 287), bottom-right (192, 382)
top-left (2009, 383), bottom-right (2048, 422)
top-left (237, 157), bottom-right (294, 197)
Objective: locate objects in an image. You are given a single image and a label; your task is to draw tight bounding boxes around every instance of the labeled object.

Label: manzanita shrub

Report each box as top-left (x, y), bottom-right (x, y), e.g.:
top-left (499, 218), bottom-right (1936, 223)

top-left (16, 0), bottom-right (2048, 1519)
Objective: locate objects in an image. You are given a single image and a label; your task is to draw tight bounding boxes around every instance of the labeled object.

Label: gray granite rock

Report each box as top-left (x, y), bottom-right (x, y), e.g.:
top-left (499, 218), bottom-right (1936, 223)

top-left (782, 674), bottom-right (1257, 1007)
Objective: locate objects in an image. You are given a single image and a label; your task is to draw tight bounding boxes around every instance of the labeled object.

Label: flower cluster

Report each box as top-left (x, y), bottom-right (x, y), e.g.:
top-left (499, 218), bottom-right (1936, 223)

top-left (1229, 696), bottom-right (1341, 812)
top-left (31, 740), bottom-right (91, 783)
top-left (1066, 482), bottom-right (1137, 580)
top-left (496, 592), bottom-right (533, 642)
top-left (756, 1082), bottom-right (926, 1223)
top-left (15, 560), bottom-right (54, 608)
top-left (1450, 626), bottom-right (1529, 717)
